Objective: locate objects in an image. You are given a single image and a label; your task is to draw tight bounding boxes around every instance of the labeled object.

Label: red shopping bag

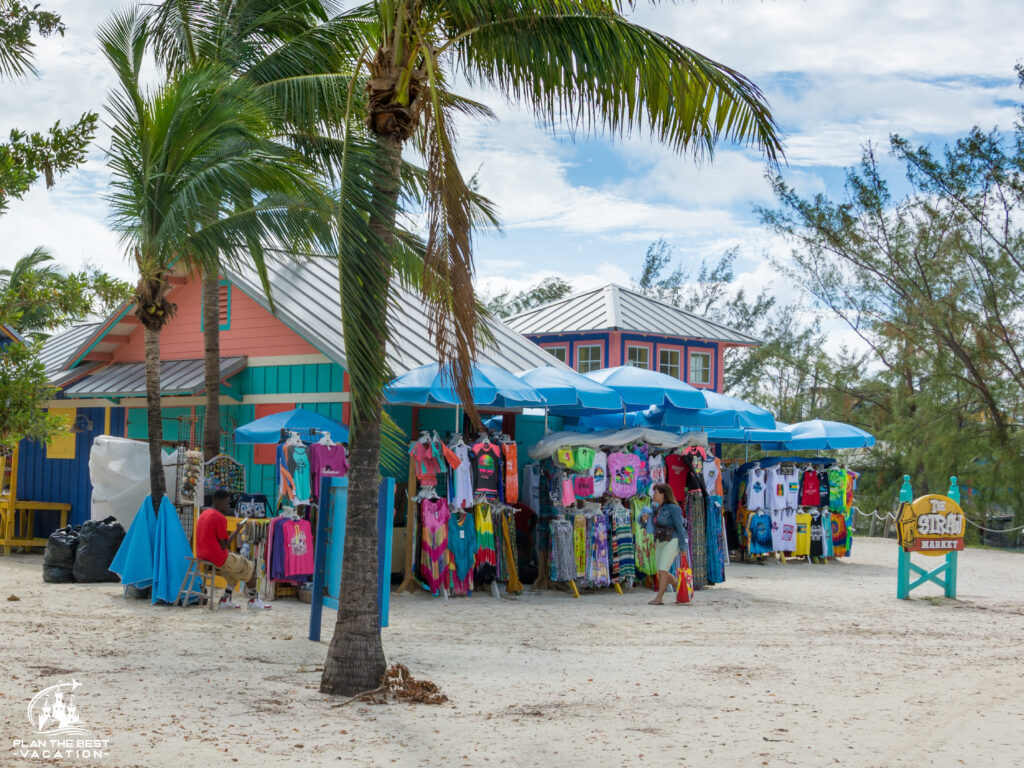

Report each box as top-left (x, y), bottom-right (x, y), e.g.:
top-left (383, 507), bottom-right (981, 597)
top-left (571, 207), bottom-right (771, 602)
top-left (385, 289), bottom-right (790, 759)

top-left (675, 551), bottom-right (694, 603)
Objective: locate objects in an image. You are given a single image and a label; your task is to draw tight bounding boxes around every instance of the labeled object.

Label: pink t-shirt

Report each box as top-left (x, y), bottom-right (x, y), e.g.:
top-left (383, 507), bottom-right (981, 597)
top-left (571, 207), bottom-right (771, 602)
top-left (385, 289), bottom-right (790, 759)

top-left (310, 443), bottom-right (349, 496)
top-left (608, 452), bottom-right (643, 498)
top-left (281, 519), bottom-right (315, 579)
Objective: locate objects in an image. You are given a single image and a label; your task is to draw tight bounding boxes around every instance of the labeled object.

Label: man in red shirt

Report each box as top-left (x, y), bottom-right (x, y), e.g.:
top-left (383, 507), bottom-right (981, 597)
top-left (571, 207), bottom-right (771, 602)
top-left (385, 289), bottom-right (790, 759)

top-left (194, 490), bottom-right (270, 610)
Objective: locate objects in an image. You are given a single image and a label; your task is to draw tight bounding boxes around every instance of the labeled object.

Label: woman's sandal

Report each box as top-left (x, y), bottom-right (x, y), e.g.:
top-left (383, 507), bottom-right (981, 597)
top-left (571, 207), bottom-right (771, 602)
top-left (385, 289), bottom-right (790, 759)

top-left (648, 599), bottom-right (663, 605)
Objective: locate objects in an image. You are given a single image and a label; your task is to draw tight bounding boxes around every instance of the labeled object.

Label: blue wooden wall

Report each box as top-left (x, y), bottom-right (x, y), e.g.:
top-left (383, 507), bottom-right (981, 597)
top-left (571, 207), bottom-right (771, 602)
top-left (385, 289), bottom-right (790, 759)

top-left (18, 407), bottom-right (126, 529)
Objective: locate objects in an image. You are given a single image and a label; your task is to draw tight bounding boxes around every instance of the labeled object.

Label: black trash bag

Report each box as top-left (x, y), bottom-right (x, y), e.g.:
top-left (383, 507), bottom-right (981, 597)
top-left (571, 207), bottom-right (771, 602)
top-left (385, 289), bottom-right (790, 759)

top-left (124, 585), bottom-right (151, 600)
top-left (73, 516), bottom-right (126, 583)
top-left (42, 565), bottom-right (76, 583)
top-left (43, 525), bottom-right (79, 570)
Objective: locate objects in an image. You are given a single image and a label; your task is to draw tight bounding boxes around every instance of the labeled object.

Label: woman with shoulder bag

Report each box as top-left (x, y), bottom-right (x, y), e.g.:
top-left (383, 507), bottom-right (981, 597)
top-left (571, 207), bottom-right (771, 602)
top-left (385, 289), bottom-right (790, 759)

top-left (642, 483), bottom-right (689, 605)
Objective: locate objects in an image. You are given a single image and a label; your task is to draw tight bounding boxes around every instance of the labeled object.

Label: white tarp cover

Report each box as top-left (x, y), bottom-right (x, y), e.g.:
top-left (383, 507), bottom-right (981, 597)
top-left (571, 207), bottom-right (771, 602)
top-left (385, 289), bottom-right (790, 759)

top-left (89, 436), bottom-right (179, 526)
top-left (528, 428), bottom-right (708, 460)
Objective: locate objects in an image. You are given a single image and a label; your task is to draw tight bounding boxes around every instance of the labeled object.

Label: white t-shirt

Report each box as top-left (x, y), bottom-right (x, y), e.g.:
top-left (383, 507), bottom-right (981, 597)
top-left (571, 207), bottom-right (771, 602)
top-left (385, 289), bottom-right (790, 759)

top-left (772, 508), bottom-right (797, 552)
top-left (779, 467), bottom-right (800, 509)
top-left (648, 454), bottom-right (665, 485)
top-left (702, 458), bottom-right (720, 494)
top-left (746, 468), bottom-right (766, 511)
top-left (765, 467), bottom-right (785, 511)
top-left (590, 451), bottom-right (608, 497)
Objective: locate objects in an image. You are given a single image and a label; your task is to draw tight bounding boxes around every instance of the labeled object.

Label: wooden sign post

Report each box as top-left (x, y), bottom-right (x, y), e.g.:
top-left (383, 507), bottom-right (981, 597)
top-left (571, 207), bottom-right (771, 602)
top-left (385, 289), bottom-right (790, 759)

top-left (895, 476), bottom-right (964, 599)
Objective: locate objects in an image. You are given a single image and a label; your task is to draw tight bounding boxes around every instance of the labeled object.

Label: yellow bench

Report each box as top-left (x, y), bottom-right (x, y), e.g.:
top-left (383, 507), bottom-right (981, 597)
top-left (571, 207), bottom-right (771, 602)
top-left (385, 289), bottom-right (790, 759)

top-left (0, 448), bottom-right (71, 555)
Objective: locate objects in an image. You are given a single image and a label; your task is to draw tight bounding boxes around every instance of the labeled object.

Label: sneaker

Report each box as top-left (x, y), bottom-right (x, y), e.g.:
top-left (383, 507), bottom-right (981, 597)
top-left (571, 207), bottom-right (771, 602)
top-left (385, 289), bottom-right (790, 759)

top-left (218, 595), bottom-right (240, 610)
top-left (247, 596), bottom-right (271, 611)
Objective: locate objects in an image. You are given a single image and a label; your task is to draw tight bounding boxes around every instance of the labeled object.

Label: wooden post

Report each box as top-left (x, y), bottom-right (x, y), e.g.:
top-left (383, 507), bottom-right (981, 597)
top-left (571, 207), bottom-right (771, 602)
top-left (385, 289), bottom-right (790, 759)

top-left (396, 406), bottom-right (420, 594)
top-left (868, 509), bottom-right (878, 538)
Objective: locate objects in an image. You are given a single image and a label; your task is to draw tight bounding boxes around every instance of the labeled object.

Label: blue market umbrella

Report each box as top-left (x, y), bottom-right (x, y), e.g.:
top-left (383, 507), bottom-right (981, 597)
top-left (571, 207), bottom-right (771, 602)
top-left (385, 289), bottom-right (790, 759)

top-left (699, 425), bottom-right (793, 444)
top-left (581, 366), bottom-right (708, 410)
top-left (234, 408), bottom-right (349, 444)
top-left (657, 391), bottom-right (777, 430)
top-left (515, 367), bottom-right (623, 410)
top-left (151, 495), bottom-right (194, 605)
top-left (383, 362), bottom-right (545, 408)
top-left (761, 419), bottom-right (875, 451)
top-left (109, 495), bottom-right (157, 589)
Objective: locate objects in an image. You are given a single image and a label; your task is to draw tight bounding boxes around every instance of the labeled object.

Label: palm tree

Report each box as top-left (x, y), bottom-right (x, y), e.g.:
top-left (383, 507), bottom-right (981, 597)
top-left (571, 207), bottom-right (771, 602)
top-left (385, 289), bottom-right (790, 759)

top-left (100, 6), bottom-right (328, 501)
top-left (319, 1), bottom-right (784, 696)
top-left (146, 0), bottom-right (374, 460)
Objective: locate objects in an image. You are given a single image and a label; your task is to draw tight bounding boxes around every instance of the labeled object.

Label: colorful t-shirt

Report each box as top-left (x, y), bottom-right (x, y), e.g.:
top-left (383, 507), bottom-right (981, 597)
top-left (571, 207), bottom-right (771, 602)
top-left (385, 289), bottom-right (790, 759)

top-left (470, 442), bottom-right (502, 495)
top-left (589, 451), bottom-right (608, 496)
top-left (281, 518), bottom-right (315, 579)
top-left (748, 512), bottom-right (773, 555)
top-left (794, 512), bottom-right (812, 556)
top-left (702, 459), bottom-right (720, 497)
top-left (573, 446), bottom-right (595, 471)
top-left (555, 447), bottom-right (575, 468)
top-left (648, 454), bottom-right (666, 485)
top-left (409, 441), bottom-right (441, 486)
top-left (608, 452), bottom-right (643, 498)
top-left (809, 509), bottom-right (826, 558)
top-left (665, 454), bottom-right (689, 502)
top-left (828, 468), bottom-right (845, 512)
top-left (831, 512), bottom-right (847, 558)
top-left (771, 508), bottom-right (797, 552)
top-left (799, 469), bottom-right (820, 507)
top-left (310, 443), bottom-right (349, 498)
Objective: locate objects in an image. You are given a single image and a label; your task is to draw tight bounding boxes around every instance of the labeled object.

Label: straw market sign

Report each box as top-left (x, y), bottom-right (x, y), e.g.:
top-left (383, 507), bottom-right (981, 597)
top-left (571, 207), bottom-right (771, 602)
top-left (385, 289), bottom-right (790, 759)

top-left (896, 494), bottom-right (965, 556)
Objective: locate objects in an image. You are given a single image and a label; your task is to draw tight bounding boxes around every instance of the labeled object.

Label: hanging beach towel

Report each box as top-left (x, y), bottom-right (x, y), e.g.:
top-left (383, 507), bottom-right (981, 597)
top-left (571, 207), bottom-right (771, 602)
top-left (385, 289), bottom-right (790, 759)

top-left (109, 495), bottom-right (158, 589)
top-left (151, 495), bottom-right (194, 605)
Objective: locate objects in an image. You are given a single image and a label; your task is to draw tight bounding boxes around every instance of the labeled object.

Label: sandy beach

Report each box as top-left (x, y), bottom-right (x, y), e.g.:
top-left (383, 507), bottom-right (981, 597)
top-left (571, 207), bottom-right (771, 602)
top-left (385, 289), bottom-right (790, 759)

top-left (2, 537), bottom-right (1022, 768)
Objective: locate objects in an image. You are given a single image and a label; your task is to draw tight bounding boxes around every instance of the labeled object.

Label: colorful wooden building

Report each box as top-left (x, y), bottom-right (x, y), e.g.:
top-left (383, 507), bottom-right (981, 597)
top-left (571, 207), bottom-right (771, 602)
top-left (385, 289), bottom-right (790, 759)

top-left (506, 283), bottom-right (760, 393)
top-left (24, 259), bottom-right (563, 526)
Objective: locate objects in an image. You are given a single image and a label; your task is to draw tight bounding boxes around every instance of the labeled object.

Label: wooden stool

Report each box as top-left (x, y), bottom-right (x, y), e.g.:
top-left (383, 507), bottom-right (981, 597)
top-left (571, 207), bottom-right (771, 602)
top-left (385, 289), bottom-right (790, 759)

top-left (178, 557), bottom-right (219, 610)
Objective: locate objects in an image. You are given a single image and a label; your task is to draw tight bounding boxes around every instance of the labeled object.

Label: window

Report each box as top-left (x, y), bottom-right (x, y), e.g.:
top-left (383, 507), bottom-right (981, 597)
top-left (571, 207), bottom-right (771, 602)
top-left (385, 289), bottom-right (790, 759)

top-left (626, 345), bottom-right (649, 369)
top-left (659, 349), bottom-right (680, 379)
top-left (577, 344), bottom-right (602, 373)
top-left (201, 280), bottom-right (231, 332)
top-left (546, 346), bottom-right (568, 364)
top-left (689, 351), bottom-right (712, 385)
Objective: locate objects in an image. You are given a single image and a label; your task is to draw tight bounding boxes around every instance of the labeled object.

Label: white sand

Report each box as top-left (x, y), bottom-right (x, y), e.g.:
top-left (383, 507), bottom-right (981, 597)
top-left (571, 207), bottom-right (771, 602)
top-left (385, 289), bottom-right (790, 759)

top-left (2, 537), bottom-right (1023, 767)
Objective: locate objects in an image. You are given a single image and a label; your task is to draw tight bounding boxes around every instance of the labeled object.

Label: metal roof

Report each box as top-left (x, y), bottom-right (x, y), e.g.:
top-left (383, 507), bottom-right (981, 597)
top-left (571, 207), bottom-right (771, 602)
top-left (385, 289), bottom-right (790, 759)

top-left (63, 357), bottom-right (246, 398)
top-left (506, 284), bottom-right (762, 346)
top-left (38, 323), bottom-right (100, 380)
top-left (224, 257), bottom-right (571, 375)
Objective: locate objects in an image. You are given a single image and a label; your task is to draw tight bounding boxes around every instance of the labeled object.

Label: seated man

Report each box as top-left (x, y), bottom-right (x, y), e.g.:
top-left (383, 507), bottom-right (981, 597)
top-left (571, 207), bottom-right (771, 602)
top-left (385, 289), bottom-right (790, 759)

top-left (195, 490), bottom-right (270, 610)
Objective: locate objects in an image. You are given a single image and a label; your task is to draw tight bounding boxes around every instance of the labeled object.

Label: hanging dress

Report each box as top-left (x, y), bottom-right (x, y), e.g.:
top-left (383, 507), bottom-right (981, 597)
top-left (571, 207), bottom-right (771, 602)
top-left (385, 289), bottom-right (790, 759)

top-left (586, 512), bottom-right (611, 587)
top-left (502, 442), bottom-right (519, 504)
top-left (419, 498), bottom-right (451, 594)
top-left (448, 511), bottom-right (477, 595)
top-left (549, 518), bottom-right (576, 582)
top-left (573, 513), bottom-right (587, 578)
top-left (290, 445), bottom-right (312, 504)
top-left (631, 497), bottom-right (656, 576)
top-left (705, 495), bottom-right (726, 585)
top-left (473, 503), bottom-right (498, 585)
top-left (610, 508), bottom-right (636, 583)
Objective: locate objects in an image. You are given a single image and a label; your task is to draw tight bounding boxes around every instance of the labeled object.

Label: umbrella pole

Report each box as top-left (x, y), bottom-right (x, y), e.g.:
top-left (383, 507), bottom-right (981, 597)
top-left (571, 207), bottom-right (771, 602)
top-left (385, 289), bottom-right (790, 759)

top-left (455, 405), bottom-right (460, 435)
top-left (622, 407), bottom-right (627, 428)
top-left (544, 407), bottom-right (549, 434)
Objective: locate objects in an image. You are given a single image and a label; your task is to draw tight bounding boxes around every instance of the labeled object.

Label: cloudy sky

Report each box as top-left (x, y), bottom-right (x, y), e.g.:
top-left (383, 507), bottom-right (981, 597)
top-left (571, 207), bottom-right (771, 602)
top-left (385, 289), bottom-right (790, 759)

top-left (1, 1), bottom-right (1021, 318)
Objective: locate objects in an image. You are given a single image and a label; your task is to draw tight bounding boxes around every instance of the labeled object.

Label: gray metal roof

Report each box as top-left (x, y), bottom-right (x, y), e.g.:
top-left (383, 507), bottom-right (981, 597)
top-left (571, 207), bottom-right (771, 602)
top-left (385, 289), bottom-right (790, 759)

top-left (224, 257), bottom-right (571, 375)
top-left (38, 323), bottom-right (100, 380)
top-left (506, 283), bottom-right (762, 346)
top-left (64, 357), bottom-right (246, 398)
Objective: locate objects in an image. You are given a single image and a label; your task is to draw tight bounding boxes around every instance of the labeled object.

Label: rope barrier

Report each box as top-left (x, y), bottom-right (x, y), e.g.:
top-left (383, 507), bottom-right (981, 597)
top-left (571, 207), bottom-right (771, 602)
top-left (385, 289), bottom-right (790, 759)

top-left (963, 518), bottom-right (1024, 534)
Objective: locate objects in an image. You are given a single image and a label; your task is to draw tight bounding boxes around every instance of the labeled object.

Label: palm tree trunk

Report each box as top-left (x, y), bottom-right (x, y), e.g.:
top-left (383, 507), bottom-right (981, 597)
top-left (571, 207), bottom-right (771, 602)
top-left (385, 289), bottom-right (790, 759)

top-left (144, 325), bottom-right (167, 503)
top-left (201, 273), bottom-right (222, 459)
top-left (321, 132), bottom-right (403, 697)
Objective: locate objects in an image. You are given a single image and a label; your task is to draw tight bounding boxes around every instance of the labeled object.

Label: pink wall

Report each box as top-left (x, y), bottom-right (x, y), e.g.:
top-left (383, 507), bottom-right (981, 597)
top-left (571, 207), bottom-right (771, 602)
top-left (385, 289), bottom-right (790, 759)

top-left (108, 275), bottom-right (321, 363)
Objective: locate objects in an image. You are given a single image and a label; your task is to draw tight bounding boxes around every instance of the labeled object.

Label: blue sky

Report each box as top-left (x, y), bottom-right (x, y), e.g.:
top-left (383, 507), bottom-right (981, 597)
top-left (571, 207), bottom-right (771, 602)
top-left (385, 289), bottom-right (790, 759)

top-left (0, 0), bottom-right (1021, 342)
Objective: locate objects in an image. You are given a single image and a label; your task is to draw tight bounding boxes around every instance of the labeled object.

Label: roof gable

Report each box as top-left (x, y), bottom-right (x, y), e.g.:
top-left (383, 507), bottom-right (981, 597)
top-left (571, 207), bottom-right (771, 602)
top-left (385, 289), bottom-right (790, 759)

top-left (506, 283), bottom-right (761, 346)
